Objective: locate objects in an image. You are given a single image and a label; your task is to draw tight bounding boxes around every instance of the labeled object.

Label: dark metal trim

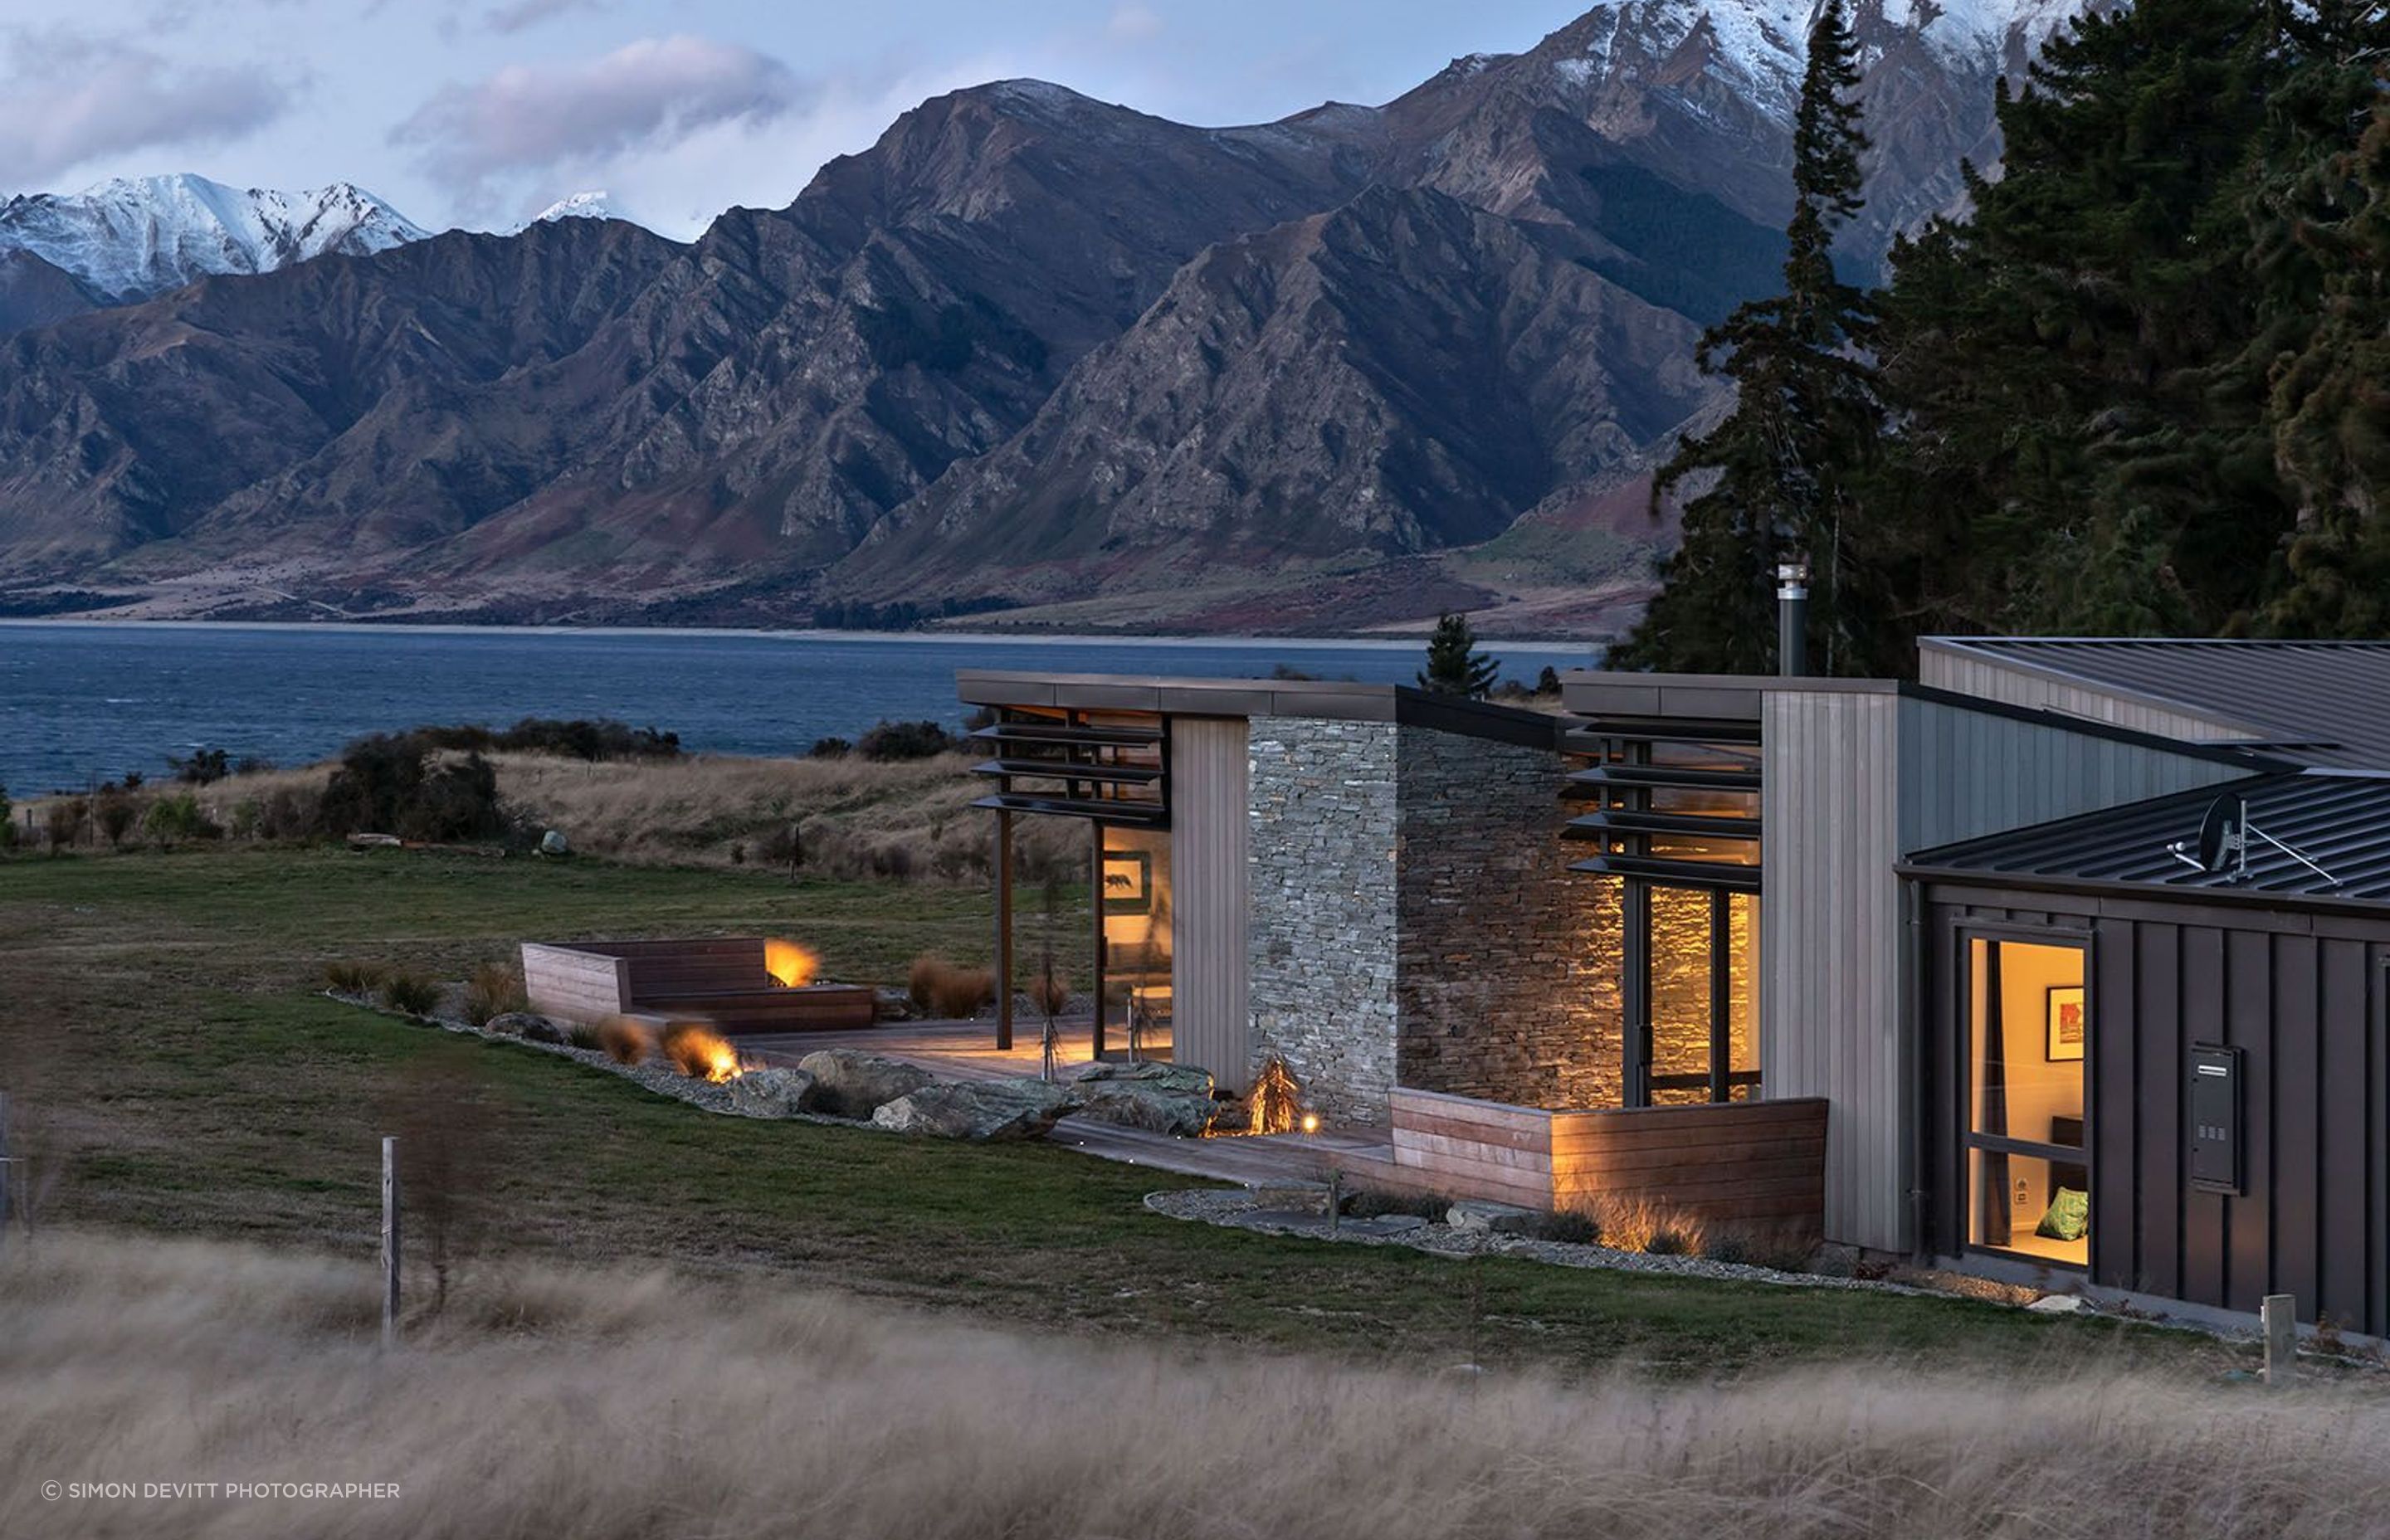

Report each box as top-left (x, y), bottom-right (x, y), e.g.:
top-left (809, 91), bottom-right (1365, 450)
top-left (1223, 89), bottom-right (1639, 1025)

top-left (971, 793), bottom-right (1169, 828)
top-left (1568, 855), bottom-right (1761, 892)
top-left (973, 758), bottom-right (1163, 785)
top-left (1564, 810), bottom-right (1763, 841)
top-left (1568, 763), bottom-right (1762, 792)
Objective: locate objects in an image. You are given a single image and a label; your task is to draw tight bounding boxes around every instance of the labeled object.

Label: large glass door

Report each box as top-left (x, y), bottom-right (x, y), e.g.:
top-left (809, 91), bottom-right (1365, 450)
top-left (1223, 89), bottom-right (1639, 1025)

top-left (1963, 935), bottom-right (2090, 1267)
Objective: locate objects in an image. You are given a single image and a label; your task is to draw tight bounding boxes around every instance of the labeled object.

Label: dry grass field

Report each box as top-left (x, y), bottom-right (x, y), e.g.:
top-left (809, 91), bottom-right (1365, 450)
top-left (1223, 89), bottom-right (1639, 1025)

top-left (4, 1230), bottom-right (2385, 1540)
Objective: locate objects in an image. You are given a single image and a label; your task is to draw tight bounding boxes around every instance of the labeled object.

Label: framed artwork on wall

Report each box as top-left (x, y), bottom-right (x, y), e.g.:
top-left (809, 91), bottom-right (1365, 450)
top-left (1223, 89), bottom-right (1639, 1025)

top-left (2046, 985), bottom-right (2086, 1062)
top-left (1102, 850), bottom-right (1152, 915)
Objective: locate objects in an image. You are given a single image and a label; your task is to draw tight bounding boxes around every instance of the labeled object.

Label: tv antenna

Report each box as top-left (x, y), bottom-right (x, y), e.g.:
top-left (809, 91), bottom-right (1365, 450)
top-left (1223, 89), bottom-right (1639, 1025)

top-left (2168, 794), bottom-right (2340, 887)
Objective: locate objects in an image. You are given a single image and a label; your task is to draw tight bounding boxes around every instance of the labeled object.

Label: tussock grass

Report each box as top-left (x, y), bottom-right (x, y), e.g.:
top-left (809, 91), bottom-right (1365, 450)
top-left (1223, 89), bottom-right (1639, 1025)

top-left (2, 1231), bottom-right (2385, 1540)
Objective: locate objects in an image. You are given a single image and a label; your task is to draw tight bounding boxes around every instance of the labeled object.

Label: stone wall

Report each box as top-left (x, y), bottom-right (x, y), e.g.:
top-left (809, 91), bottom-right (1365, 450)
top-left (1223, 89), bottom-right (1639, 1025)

top-left (1246, 716), bottom-right (1399, 1126)
top-left (1393, 725), bottom-right (1622, 1110)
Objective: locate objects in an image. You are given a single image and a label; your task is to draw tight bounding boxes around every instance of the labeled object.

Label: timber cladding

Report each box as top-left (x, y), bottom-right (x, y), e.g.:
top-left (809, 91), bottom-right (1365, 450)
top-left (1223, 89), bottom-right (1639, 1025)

top-left (1388, 1088), bottom-right (1828, 1235)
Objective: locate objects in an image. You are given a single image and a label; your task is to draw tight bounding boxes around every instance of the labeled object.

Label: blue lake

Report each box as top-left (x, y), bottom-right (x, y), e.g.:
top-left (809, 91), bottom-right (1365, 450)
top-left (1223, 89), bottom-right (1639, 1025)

top-left (0, 622), bottom-right (1600, 795)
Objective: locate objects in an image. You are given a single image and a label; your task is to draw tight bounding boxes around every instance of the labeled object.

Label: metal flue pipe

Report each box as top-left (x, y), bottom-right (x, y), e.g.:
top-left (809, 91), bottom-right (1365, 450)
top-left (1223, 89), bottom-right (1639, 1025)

top-left (1776, 557), bottom-right (1811, 677)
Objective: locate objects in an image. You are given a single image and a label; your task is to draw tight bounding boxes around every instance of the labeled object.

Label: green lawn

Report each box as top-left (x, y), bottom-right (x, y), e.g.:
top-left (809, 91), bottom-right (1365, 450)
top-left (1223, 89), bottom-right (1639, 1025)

top-left (0, 845), bottom-right (2224, 1376)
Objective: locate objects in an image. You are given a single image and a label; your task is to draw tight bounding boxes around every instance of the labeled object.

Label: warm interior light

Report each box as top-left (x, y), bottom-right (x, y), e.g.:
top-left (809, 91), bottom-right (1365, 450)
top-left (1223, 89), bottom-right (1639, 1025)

top-left (763, 938), bottom-right (819, 987)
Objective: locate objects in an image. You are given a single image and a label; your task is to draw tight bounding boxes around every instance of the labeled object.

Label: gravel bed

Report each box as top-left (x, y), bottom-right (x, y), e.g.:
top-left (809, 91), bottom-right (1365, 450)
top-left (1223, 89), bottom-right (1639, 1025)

top-left (324, 992), bottom-right (863, 1125)
top-left (1149, 1187), bottom-right (1949, 1299)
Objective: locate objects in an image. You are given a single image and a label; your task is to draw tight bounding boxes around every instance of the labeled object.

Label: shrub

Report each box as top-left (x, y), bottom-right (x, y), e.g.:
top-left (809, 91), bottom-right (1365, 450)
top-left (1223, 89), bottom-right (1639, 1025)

top-left (922, 961), bottom-right (995, 1019)
top-left (45, 797), bottom-right (85, 850)
top-left (143, 792), bottom-right (220, 848)
top-left (906, 954), bottom-right (943, 1012)
top-left (807, 737), bottom-right (852, 759)
top-left (567, 1022), bottom-right (603, 1051)
top-left (1644, 1224), bottom-right (1694, 1256)
top-left (95, 791), bottom-right (139, 849)
top-left (1027, 966), bottom-right (1071, 1018)
top-left (324, 960), bottom-right (389, 996)
top-left (228, 799), bottom-right (264, 841)
top-left (660, 1022), bottom-right (739, 1081)
top-left (319, 733), bottom-right (504, 844)
top-left (869, 842), bottom-right (915, 880)
top-left (256, 787), bottom-right (321, 841)
top-left (1697, 1229), bottom-right (1751, 1266)
top-left (462, 962), bottom-right (527, 1027)
top-left (1535, 1209), bottom-right (1603, 1246)
top-left (854, 719), bottom-right (961, 761)
top-left (0, 784), bottom-right (13, 850)
top-left (598, 1017), bottom-right (653, 1065)
top-left (378, 971), bottom-right (441, 1018)
top-left (169, 747), bottom-right (232, 785)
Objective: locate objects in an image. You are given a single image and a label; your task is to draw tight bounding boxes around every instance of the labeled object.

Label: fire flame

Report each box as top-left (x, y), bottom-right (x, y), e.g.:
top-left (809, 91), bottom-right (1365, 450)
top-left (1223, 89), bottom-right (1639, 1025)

top-left (661, 1021), bottom-right (745, 1083)
top-left (764, 938), bottom-right (819, 988)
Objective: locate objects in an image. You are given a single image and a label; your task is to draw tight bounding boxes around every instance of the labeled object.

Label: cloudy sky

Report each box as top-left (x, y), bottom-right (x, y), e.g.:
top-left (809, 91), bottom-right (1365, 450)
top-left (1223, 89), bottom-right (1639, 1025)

top-left (0, 1), bottom-right (1591, 239)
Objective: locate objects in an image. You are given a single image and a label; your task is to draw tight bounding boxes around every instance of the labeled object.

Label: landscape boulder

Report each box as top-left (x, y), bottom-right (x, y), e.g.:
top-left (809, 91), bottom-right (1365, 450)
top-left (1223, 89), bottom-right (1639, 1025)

top-left (1071, 1060), bottom-right (1221, 1137)
top-left (1446, 1199), bottom-right (1543, 1237)
top-left (871, 1078), bottom-right (1082, 1141)
top-left (728, 1067), bottom-right (817, 1119)
top-left (795, 1050), bottom-right (935, 1118)
top-left (484, 1012), bottom-right (558, 1040)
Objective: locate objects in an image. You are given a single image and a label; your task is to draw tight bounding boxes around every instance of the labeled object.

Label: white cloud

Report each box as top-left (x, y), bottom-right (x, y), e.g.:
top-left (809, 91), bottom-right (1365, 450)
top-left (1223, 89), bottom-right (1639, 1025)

top-left (0, 27), bottom-right (290, 189)
top-left (393, 34), bottom-right (801, 198)
top-left (1106, 4), bottom-right (1163, 44)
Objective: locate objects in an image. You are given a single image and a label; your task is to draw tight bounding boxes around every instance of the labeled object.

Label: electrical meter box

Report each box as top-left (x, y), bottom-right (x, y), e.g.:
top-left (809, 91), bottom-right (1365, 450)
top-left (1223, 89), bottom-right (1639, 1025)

top-left (2189, 1045), bottom-right (2243, 1195)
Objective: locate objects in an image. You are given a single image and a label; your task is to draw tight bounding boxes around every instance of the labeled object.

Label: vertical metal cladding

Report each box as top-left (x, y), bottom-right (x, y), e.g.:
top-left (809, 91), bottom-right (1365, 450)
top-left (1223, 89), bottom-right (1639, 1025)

top-left (1167, 717), bottom-right (1252, 1092)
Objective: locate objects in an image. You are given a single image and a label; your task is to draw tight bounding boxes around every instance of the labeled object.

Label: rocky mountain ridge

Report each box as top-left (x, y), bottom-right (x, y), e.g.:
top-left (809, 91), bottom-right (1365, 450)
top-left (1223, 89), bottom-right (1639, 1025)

top-left (0, 2), bottom-right (2085, 634)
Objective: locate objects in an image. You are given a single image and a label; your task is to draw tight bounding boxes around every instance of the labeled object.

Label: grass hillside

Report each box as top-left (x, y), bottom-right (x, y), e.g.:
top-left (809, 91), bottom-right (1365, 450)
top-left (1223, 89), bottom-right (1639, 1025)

top-left (0, 844), bottom-right (2202, 1374)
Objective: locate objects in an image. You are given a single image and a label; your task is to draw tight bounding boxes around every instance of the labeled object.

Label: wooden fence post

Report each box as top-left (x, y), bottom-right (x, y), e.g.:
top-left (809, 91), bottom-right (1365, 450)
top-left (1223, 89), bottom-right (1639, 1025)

top-left (2262, 1294), bottom-right (2295, 1386)
top-left (0, 1091), bottom-right (12, 1263)
top-left (381, 1136), bottom-right (402, 1351)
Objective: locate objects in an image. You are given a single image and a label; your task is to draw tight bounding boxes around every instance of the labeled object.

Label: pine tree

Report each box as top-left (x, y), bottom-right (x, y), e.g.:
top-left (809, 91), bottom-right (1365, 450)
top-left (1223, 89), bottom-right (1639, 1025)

top-left (1855, 0), bottom-right (2301, 651)
top-left (1417, 612), bottom-right (1499, 698)
top-left (1613, 0), bottom-right (1877, 675)
top-left (2247, 2), bottom-right (2390, 635)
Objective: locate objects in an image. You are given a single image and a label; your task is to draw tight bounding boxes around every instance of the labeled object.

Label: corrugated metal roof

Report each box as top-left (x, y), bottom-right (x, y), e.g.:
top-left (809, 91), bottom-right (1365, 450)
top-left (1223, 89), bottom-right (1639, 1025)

top-left (1905, 772), bottom-right (2390, 904)
top-left (1924, 638), bottom-right (2390, 768)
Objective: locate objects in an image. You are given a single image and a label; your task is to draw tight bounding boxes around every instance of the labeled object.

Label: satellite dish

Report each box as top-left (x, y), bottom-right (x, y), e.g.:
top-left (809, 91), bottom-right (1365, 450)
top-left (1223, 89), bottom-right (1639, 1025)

top-left (2192, 796), bottom-right (2241, 873)
top-left (2168, 792), bottom-right (2339, 888)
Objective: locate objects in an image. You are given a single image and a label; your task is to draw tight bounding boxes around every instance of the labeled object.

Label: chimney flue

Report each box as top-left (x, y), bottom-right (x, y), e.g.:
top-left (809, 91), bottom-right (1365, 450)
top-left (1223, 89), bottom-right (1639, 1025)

top-left (1776, 557), bottom-right (1810, 677)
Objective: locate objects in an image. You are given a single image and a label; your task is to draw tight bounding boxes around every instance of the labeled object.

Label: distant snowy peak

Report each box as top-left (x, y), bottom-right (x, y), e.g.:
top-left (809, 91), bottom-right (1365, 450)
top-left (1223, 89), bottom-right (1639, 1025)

top-left (519, 190), bottom-right (631, 229)
top-left (1538, 0), bottom-right (2086, 124)
top-left (0, 173), bottom-right (431, 305)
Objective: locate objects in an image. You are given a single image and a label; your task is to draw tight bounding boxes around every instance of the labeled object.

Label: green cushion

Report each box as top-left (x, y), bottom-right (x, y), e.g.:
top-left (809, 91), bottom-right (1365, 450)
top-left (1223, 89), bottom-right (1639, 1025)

top-left (2036, 1187), bottom-right (2090, 1243)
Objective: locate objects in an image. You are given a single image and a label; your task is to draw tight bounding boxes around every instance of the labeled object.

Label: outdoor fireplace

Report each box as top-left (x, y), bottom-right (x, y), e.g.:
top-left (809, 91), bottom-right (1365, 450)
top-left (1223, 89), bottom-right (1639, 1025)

top-left (520, 938), bottom-right (876, 1034)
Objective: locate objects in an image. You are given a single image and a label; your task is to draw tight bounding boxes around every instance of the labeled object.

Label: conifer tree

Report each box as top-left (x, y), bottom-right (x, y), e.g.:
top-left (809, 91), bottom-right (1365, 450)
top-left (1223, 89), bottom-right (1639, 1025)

top-left (1613, 0), bottom-right (1877, 675)
top-left (1418, 612), bottom-right (1499, 698)
top-left (1855, 0), bottom-right (2300, 651)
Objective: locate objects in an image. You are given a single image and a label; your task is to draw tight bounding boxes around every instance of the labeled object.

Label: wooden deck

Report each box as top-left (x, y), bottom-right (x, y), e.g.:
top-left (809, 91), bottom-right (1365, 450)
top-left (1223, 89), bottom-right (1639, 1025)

top-left (739, 1017), bottom-right (1383, 1187)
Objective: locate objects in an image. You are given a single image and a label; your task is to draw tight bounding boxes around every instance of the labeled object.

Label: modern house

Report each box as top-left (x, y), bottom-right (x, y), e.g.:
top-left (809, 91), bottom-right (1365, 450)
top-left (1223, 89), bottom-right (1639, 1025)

top-left (958, 640), bottom-right (2390, 1333)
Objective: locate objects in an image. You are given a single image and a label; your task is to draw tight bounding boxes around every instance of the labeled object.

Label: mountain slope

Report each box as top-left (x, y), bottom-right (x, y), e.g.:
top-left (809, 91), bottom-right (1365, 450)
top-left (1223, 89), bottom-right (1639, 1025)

top-left (0, 2), bottom-right (2090, 628)
top-left (0, 175), bottom-right (431, 307)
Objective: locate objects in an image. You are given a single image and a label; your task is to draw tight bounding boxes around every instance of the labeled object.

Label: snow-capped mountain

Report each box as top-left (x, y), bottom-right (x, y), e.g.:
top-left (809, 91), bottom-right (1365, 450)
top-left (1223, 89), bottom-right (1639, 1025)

top-left (0, 174), bottom-right (431, 305)
top-left (522, 190), bottom-right (626, 227)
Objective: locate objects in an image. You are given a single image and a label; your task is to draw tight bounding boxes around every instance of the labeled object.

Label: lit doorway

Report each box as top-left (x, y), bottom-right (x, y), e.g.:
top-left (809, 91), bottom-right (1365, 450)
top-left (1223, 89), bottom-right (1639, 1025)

top-left (1963, 935), bottom-right (2090, 1267)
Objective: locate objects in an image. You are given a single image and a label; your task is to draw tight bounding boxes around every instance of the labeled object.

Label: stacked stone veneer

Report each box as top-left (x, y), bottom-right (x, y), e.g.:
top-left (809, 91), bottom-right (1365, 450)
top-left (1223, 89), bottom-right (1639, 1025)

top-left (1246, 714), bottom-right (1621, 1128)
top-left (1246, 717), bottom-right (1400, 1127)
top-left (1393, 725), bottom-right (1621, 1110)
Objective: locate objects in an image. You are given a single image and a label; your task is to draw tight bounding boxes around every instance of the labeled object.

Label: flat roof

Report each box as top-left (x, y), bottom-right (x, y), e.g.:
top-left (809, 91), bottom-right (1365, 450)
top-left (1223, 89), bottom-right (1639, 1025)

top-left (1905, 772), bottom-right (2390, 908)
top-left (1923, 637), bottom-right (2390, 769)
top-left (1557, 669), bottom-right (1895, 721)
top-left (954, 670), bottom-right (1560, 748)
